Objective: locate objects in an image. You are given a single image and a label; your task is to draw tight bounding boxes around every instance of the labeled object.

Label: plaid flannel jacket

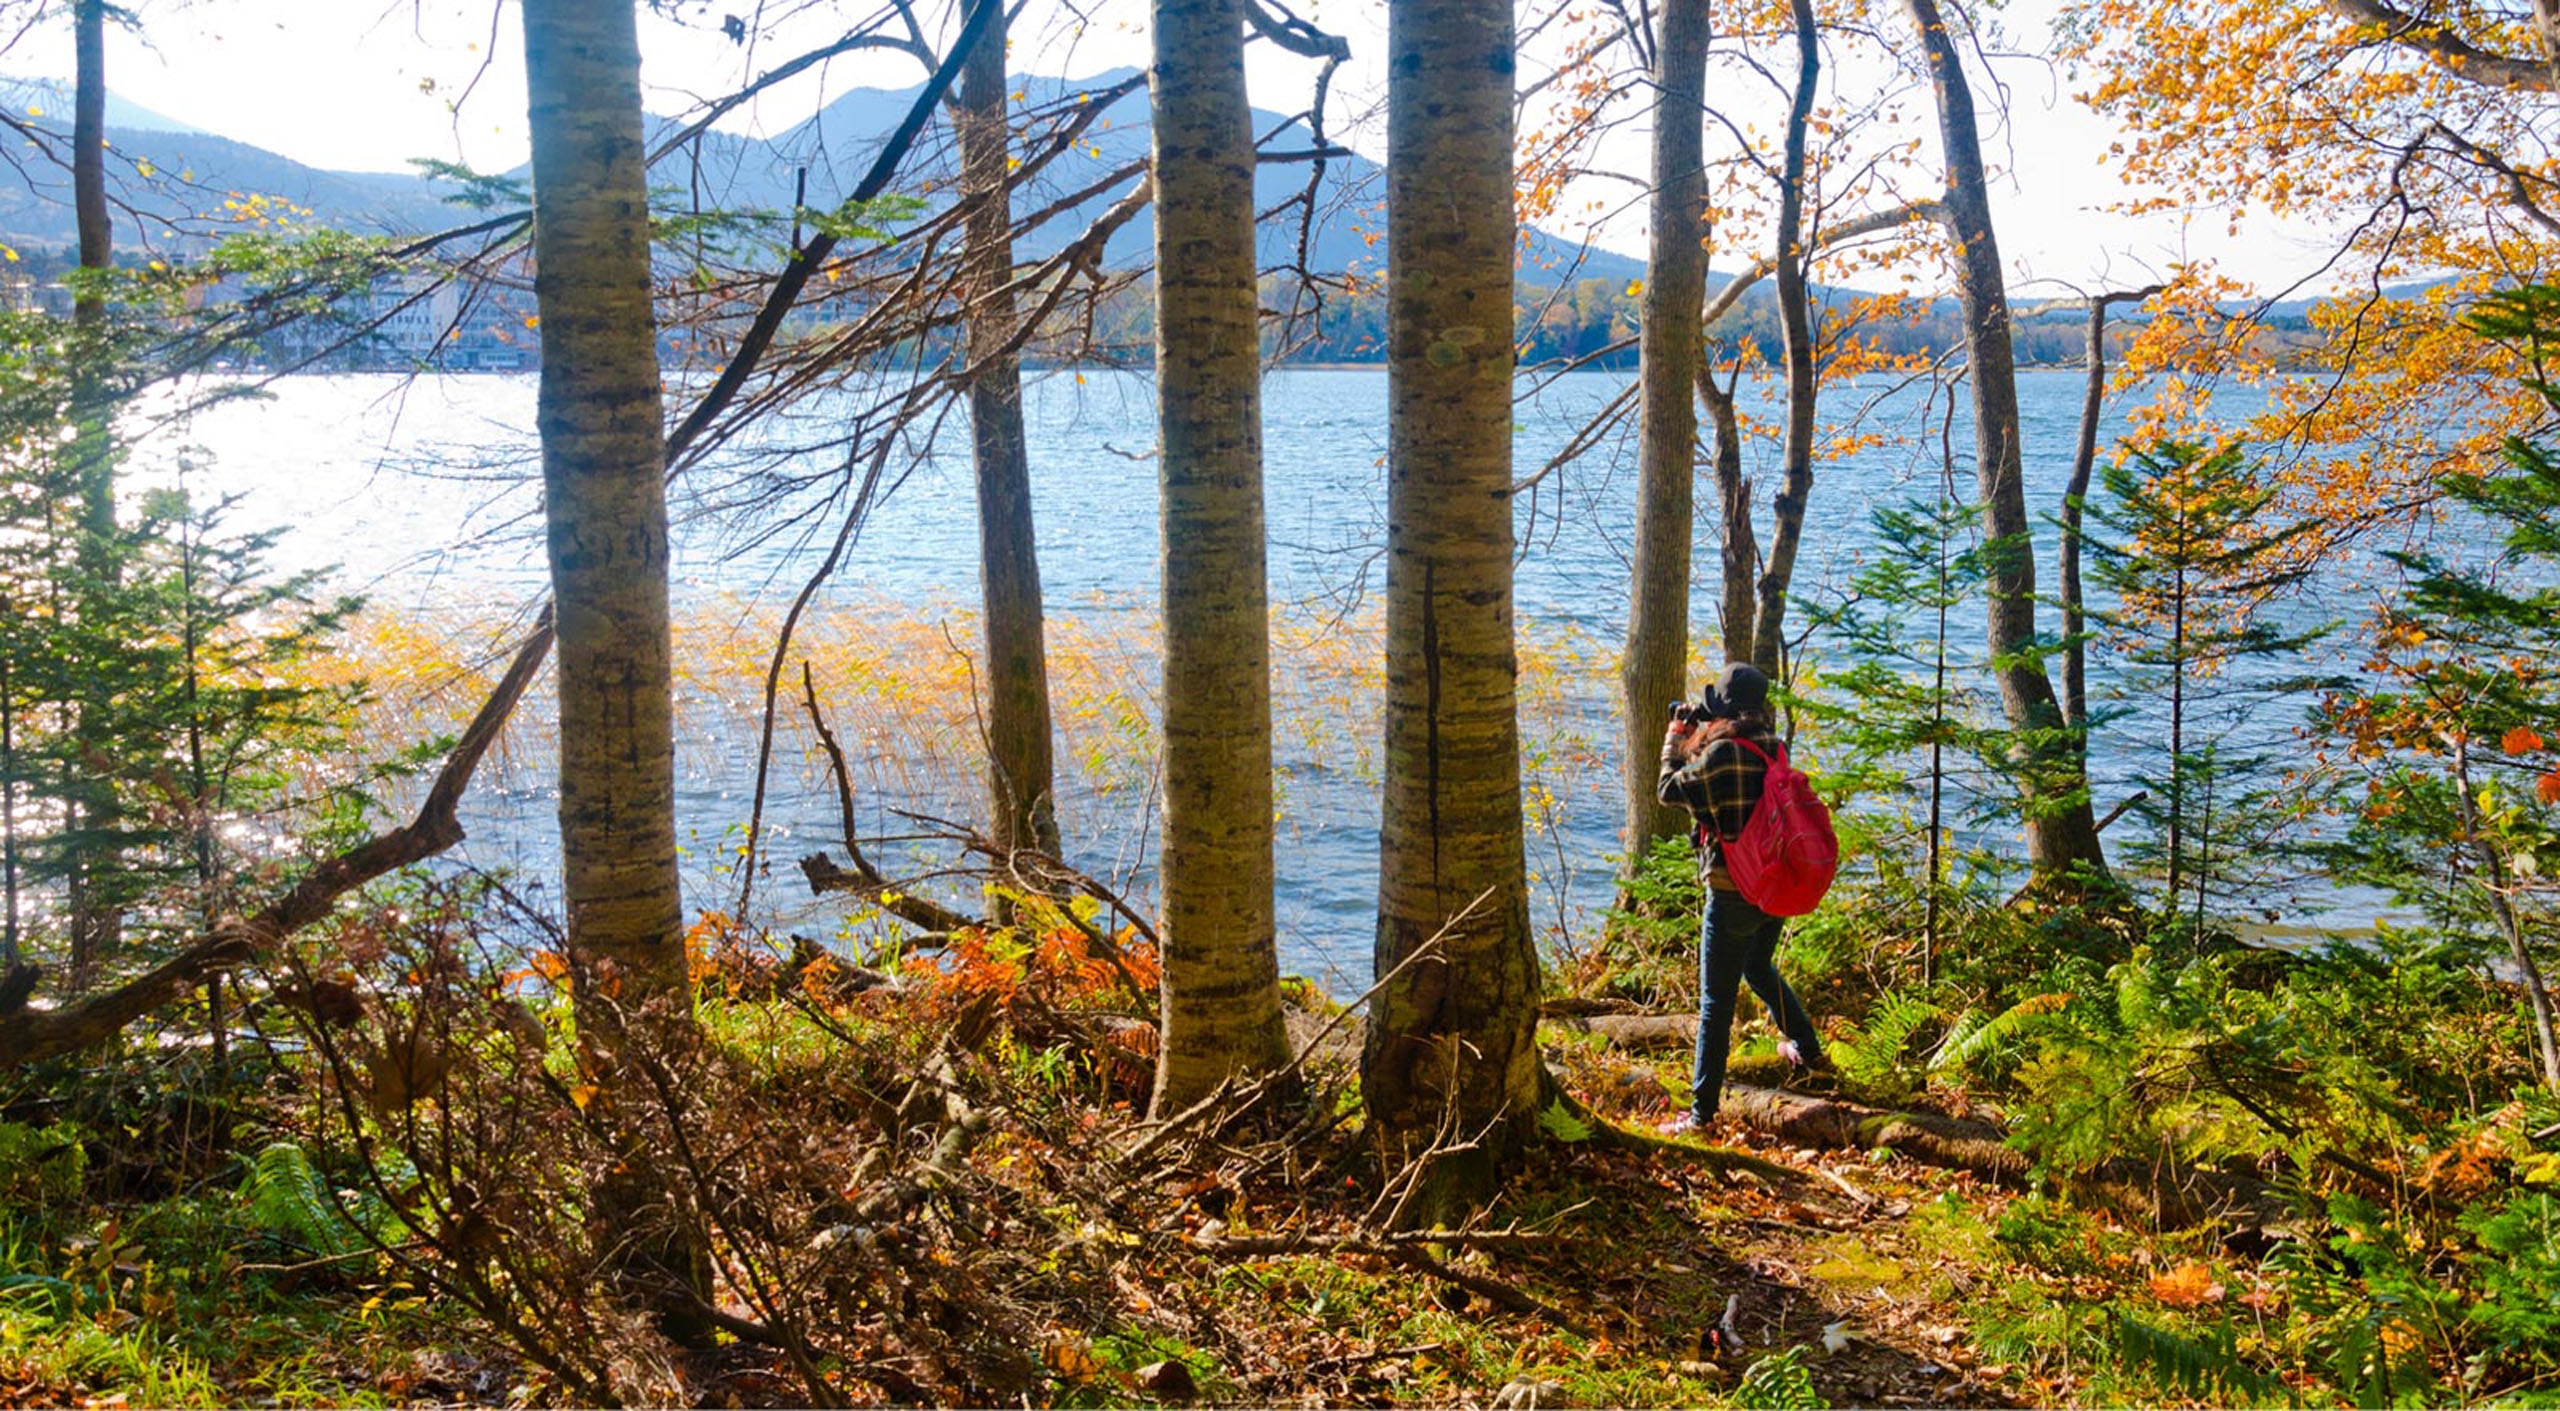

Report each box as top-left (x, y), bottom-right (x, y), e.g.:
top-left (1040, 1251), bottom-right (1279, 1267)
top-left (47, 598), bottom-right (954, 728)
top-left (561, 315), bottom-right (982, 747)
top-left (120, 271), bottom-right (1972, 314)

top-left (1657, 718), bottom-right (1779, 888)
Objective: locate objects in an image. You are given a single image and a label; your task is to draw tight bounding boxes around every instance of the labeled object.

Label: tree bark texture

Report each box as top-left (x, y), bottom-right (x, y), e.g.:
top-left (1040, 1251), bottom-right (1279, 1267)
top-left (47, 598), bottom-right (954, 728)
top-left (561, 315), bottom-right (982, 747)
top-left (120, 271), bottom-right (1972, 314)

top-left (1750, 0), bottom-right (1821, 677)
top-left (1903, 0), bottom-right (2110, 886)
top-left (958, 6), bottom-right (1063, 861)
top-left (523, 0), bottom-right (688, 1007)
top-left (1364, 0), bottom-right (1544, 1221)
top-left (1619, 0), bottom-right (1709, 860)
top-left (1149, 0), bottom-right (1292, 1113)
top-left (1696, 366), bottom-right (1759, 664)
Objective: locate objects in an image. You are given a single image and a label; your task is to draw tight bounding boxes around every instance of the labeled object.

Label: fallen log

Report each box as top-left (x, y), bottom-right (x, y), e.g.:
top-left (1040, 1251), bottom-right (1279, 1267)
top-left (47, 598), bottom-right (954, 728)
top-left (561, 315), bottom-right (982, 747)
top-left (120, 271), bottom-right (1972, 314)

top-left (798, 853), bottom-right (977, 934)
top-left (1545, 1012), bottom-right (1696, 1050)
top-left (1722, 1084), bottom-right (2025, 1180)
top-left (1538, 995), bottom-right (1647, 1018)
top-left (1718, 1083), bottom-right (2288, 1232)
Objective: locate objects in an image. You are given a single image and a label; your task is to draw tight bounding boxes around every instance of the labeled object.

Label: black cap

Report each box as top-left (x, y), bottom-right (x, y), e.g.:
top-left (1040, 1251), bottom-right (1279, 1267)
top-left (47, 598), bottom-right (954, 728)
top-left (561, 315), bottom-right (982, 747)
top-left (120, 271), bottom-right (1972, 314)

top-left (1704, 662), bottom-right (1769, 718)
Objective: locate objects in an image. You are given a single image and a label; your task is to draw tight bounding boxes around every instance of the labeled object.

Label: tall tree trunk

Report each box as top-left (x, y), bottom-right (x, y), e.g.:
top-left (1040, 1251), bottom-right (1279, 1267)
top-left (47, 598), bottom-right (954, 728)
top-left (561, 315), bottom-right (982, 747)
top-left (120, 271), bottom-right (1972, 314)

top-left (2, 619), bottom-right (18, 972)
top-left (2166, 570), bottom-right (2187, 907)
top-left (1619, 0), bottom-right (1709, 861)
top-left (1149, 0), bottom-right (1291, 1113)
top-left (1903, 0), bottom-right (2109, 889)
top-left (523, 0), bottom-right (687, 1009)
top-left (2058, 285), bottom-right (2162, 729)
top-left (1750, 0), bottom-right (1821, 678)
top-left (957, 7), bottom-right (1062, 865)
top-left (2060, 302), bottom-right (2105, 731)
top-left (1365, 0), bottom-right (1543, 1222)
top-left (1696, 364), bottom-right (1758, 663)
top-left (523, 0), bottom-right (699, 1333)
top-left (71, 0), bottom-right (105, 333)
top-left (64, 0), bottom-right (115, 991)
top-left (70, 0), bottom-right (107, 550)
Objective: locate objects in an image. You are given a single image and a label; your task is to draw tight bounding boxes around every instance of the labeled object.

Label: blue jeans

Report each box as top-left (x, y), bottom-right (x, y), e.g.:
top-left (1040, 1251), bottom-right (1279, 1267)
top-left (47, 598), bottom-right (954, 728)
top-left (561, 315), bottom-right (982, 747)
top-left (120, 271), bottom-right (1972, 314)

top-left (1691, 887), bottom-right (1824, 1122)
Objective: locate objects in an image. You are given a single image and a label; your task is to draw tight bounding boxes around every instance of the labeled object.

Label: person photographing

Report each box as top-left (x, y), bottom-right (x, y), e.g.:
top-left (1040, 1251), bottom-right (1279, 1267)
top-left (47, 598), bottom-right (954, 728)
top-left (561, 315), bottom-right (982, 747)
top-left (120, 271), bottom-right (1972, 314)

top-left (1655, 662), bottom-right (1832, 1135)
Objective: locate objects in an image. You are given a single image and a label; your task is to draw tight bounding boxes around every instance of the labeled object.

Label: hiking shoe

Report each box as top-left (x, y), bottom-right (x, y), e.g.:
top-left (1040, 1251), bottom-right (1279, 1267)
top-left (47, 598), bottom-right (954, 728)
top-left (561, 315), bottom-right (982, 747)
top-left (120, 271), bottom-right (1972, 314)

top-left (1778, 1039), bottom-right (1837, 1074)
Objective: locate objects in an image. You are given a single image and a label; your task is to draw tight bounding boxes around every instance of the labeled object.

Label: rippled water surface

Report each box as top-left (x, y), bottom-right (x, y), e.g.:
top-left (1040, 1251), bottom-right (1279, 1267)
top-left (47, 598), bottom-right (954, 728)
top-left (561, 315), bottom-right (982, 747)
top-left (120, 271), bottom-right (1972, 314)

top-left (150, 366), bottom-right (2363, 989)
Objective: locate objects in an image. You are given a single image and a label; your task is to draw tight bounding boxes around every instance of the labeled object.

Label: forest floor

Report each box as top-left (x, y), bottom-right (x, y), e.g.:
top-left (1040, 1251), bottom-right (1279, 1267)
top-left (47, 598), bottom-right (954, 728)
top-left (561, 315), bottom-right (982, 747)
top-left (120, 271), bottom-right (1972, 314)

top-left (0, 994), bottom-right (2228, 1410)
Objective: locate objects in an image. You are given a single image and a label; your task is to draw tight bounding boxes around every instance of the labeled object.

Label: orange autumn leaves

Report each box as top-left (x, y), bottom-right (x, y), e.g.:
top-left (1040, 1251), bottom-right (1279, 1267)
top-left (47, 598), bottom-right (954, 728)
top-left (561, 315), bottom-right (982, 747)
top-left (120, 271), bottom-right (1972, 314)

top-left (2503, 726), bottom-right (2560, 804)
top-left (2067, 0), bottom-right (2554, 558)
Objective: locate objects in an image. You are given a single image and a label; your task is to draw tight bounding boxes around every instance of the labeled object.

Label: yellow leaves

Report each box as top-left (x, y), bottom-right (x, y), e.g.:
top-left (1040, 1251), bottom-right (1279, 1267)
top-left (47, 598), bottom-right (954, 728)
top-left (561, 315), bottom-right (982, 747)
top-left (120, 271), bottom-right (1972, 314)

top-left (522, 315), bottom-right (540, 330)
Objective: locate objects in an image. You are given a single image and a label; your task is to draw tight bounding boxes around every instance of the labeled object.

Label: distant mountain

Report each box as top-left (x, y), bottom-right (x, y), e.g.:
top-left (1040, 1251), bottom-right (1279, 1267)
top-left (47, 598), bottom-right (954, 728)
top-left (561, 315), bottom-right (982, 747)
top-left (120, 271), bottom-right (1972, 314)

top-left (734, 67), bottom-right (1642, 281)
top-left (0, 104), bottom-right (459, 251)
top-left (0, 74), bottom-right (206, 136)
top-left (0, 70), bottom-right (1643, 283)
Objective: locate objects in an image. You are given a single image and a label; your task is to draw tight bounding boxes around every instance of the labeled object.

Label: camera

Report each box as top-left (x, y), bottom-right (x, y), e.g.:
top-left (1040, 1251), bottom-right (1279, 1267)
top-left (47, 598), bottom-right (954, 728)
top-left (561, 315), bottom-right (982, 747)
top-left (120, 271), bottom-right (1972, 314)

top-left (1667, 699), bottom-right (1708, 731)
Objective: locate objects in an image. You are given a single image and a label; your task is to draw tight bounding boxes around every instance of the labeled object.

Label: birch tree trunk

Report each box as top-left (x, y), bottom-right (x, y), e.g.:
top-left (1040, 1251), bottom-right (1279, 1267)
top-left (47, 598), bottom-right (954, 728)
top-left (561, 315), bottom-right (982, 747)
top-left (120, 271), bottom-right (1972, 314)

top-left (1149, 0), bottom-right (1291, 1113)
top-left (1750, 0), bottom-right (1821, 676)
top-left (1364, 0), bottom-right (1543, 1222)
top-left (957, 8), bottom-right (1062, 862)
top-left (1619, 0), bottom-right (1709, 859)
top-left (523, 0), bottom-right (687, 1009)
top-left (1903, 0), bottom-right (2110, 888)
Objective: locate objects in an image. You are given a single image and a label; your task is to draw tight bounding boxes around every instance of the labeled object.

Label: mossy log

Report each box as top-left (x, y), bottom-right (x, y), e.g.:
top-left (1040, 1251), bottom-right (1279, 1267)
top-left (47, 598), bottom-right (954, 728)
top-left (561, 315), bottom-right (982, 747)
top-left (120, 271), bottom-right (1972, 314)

top-left (1719, 1083), bottom-right (2286, 1233)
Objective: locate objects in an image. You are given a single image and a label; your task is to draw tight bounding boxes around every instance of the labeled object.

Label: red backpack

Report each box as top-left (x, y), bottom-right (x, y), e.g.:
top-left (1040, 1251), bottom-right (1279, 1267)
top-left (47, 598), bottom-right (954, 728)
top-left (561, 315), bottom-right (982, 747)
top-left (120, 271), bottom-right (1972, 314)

top-left (1716, 737), bottom-right (1839, 917)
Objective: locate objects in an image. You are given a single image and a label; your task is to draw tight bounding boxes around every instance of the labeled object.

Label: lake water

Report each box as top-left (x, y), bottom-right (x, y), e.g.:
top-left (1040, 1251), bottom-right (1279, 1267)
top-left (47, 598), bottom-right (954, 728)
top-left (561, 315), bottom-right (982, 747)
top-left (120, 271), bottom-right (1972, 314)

top-left (147, 365), bottom-right (2363, 991)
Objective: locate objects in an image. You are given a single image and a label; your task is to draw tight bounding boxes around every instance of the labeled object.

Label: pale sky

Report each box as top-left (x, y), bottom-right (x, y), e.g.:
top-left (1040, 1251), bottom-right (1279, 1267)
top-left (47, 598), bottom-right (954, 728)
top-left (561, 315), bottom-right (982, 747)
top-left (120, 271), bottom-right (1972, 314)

top-left (2, 0), bottom-right (2345, 294)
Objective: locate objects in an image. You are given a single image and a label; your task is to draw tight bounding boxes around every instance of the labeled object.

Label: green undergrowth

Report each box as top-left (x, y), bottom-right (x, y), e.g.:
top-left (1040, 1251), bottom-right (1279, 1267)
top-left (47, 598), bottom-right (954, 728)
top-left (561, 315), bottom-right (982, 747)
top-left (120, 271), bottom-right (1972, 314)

top-left (4, 842), bottom-right (2557, 1408)
top-left (0, 1058), bottom-right (461, 1406)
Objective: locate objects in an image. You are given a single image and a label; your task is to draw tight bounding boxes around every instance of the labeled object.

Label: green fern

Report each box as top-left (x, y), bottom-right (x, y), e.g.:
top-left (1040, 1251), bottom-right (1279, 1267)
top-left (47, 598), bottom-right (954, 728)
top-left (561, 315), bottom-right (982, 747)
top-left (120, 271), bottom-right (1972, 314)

top-left (1931, 992), bottom-right (2073, 1075)
top-left (1734, 1346), bottom-right (1829, 1410)
top-left (1837, 993), bottom-right (1947, 1086)
top-left (1536, 1098), bottom-right (1594, 1143)
top-left (2104, 1310), bottom-right (2290, 1405)
top-left (238, 1141), bottom-right (382, 1259)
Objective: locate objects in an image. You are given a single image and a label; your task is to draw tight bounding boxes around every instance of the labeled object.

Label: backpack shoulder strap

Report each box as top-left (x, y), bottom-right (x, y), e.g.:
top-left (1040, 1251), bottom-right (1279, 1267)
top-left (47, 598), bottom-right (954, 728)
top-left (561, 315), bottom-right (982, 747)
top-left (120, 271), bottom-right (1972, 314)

top-left (1724, 735), bottom-right (1785, 771)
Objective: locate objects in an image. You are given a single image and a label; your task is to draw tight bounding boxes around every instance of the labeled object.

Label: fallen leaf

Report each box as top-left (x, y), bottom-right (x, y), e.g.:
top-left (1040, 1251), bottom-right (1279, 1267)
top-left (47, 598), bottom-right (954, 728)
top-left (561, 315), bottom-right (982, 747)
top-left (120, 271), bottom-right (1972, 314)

top-left (2149, 1261), bottom-right (2223, 1307)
